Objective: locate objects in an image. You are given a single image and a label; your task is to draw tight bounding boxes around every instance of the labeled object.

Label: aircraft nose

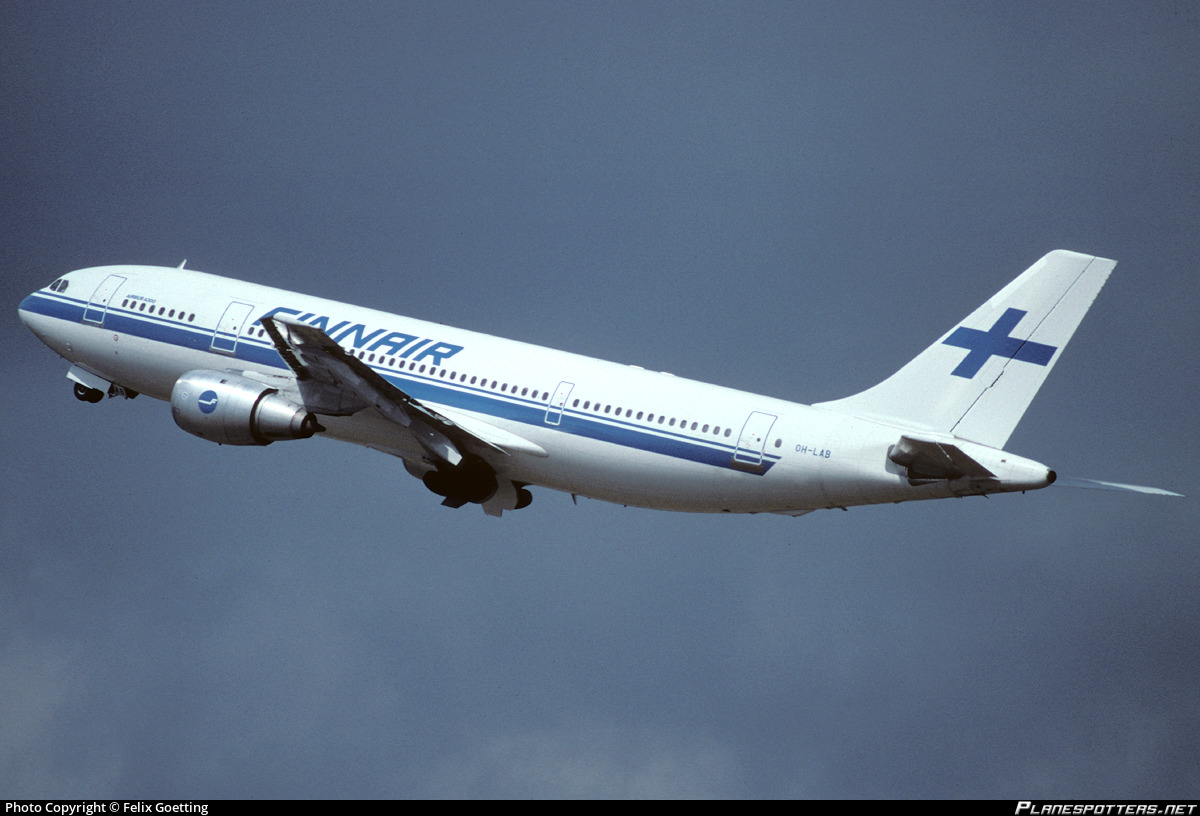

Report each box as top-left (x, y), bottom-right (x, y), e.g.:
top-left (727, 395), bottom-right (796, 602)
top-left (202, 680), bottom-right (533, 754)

top-left (18, 290), bottom-right (54, 344)
top-left (17, 292), bottom-right (38, 327)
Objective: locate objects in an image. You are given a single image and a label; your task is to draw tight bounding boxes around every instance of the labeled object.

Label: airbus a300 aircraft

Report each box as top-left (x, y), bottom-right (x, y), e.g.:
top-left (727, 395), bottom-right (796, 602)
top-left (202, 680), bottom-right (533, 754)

top-left (18, 250), bottom-right (1179, 516)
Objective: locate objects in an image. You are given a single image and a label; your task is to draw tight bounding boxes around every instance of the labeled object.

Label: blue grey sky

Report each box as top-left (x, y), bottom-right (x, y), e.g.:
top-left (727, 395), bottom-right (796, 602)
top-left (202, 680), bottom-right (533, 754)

top-left (3, 1), bottom-right (1197, 798)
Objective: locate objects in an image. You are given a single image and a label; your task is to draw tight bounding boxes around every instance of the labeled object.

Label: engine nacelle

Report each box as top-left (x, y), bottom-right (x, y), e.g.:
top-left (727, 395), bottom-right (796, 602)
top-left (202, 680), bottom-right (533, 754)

top-left (170, 370), bottom-right (322, 446)
top-left (421, 454), bottom-right (500, 504)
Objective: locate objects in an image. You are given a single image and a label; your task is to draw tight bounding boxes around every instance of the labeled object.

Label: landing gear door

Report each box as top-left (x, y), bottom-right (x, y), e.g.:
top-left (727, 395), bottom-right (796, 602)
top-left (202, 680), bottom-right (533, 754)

top-left (83, 275), bottom-right (127, 325)
top-left (211, 301), bottom-right (255, 354)
top-left (544, 381), bottom-right (574, 426)
top-left (732, 411), bottom-right (777, 473)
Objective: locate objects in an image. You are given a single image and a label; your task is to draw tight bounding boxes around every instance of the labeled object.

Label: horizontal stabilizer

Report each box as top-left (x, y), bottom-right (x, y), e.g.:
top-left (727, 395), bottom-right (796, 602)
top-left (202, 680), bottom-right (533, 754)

top-left (1053, 477), bottom-right (1183, 497)
top-left (888, 435), bottom-right (995, 481)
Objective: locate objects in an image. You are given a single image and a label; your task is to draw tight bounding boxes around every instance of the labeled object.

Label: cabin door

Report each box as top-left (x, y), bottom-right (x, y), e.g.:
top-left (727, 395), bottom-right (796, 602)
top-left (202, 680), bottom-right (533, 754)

top-left (544, 381), bottom-right (574, 425)
top-left (211, 301), bottom-right (255, 354)
top-left (732, 411), bottom-right (778, 473)
top-left (83, 275), bottom-right (127, 325)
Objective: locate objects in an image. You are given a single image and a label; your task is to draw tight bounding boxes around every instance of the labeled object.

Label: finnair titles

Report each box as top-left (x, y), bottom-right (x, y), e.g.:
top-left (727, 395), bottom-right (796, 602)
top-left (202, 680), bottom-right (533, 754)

top-left (258, 306), bottom-right (464, 367)
top-left (18, 250), bottom-right (1180, 516)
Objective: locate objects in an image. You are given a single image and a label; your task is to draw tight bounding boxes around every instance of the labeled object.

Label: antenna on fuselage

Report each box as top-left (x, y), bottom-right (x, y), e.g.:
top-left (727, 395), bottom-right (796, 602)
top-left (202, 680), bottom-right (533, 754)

top-left (178, 259), bottom-right (187, 269)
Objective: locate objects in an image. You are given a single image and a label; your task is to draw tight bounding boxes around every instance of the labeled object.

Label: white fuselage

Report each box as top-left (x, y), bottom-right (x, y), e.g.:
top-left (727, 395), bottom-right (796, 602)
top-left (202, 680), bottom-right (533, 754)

top-left (18, 265), bottom-right (1054, 515)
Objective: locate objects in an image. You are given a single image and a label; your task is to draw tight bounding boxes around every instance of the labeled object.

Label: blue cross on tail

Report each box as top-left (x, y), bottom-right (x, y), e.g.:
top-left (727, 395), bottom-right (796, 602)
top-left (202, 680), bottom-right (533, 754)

top-left (942, 308), bottom-right (1058, 379)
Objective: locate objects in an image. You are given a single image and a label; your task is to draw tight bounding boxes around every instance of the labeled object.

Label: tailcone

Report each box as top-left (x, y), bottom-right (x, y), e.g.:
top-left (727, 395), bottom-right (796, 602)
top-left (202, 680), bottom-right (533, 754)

top-left (972, 445), bottom-right (1056, 493)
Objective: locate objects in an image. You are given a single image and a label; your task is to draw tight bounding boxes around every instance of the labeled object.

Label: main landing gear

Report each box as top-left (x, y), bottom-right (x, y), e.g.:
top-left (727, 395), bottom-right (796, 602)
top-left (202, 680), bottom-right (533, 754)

top-left (73, 382), bottom-right (104, 403)
top-left (72, 382), bottom-right (138, 403)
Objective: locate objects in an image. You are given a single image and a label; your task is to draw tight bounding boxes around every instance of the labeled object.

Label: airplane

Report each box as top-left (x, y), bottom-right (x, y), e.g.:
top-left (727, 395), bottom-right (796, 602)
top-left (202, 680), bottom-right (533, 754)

top-left (17, 250), bottom-right (1180, 516)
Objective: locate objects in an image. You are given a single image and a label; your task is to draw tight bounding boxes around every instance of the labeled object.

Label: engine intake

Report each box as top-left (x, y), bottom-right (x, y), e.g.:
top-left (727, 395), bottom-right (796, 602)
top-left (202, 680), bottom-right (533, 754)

top-left (171, 370), bottom-right (321, 446)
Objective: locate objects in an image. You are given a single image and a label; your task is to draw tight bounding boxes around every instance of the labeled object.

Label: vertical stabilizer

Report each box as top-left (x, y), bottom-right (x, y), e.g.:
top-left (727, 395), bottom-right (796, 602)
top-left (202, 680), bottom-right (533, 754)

top-left (814, 250), bottom-right (1116, 448)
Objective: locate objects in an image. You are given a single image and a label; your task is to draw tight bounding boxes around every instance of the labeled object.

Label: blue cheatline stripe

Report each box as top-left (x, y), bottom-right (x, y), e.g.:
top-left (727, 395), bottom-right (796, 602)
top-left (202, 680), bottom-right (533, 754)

top-left (20, 291), bottom-right (86, 321)
top-left (20, 292), bottom-right (778, 474)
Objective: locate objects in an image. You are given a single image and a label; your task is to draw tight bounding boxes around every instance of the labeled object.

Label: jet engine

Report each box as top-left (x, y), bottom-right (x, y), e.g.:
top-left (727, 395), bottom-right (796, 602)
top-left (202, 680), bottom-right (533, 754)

top-left (170, 370), bottom-right (322, 446)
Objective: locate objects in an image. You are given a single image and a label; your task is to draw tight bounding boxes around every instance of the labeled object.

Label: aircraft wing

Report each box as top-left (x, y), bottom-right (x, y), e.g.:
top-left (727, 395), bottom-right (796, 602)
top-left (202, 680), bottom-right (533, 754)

top-left (260, 314), bottom-right (546, 465)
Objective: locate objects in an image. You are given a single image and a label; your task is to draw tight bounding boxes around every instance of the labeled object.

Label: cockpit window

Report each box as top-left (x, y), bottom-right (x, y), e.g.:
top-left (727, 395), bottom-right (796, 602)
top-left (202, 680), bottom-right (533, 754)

top-left (48, 278), bottom-right (69, 293)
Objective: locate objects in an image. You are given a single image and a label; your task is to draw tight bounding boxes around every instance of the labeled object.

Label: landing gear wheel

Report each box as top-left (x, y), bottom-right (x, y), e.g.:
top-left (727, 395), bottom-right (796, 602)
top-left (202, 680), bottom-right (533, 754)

top-left (73, 383), bottom-right (104, 403)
